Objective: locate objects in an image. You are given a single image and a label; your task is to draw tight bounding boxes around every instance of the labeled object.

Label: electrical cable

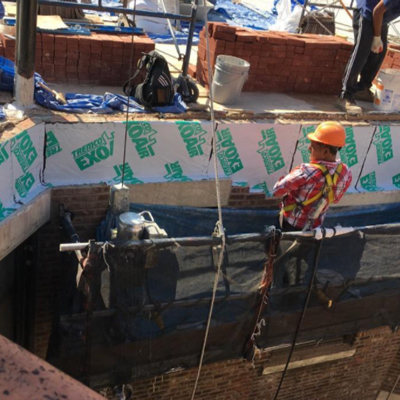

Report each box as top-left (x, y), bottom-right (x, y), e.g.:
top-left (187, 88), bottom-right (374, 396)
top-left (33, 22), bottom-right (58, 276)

top-left (114, 3), bottom-right (138, 397)
top-left (121, 0), bottom-right (137, 187)
top-left (272, 233), bottom-right (325, 400)
top-left (190, 4), bottom-right (226, 399)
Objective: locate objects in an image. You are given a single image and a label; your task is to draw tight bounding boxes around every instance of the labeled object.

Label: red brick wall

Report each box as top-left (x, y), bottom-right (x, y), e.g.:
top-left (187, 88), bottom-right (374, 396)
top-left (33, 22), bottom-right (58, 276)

top-left (98, 327), bottom-right (400, 400)
top-left (0, 32), bottom-right (155, 86)
top-left (195, 23), bottom-right (353, 94)
top-left (34, 185), bottom-right (109, 358)
top-left (228, 186), bottom-right (278, 208)
top-left (382, 347), bottom-right (400, 394)
top-left (381, 45), bottom-right (400, 70)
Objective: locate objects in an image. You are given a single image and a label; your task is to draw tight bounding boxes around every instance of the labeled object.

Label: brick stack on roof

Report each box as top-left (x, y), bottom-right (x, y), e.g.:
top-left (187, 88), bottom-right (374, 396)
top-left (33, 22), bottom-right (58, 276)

top-left (381, 44), bottom-right (400, 69)
top-left (195, 22), bottom-right (354, 94)
top-left (0, 32), bottom-right (155, 86)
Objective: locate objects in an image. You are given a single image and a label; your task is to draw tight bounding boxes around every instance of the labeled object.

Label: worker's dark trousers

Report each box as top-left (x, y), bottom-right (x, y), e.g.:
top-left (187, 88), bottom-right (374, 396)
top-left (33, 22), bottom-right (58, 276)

top-left (340, 9), bottom-right (388, 100)
top-left (273, 218), bottom-right (313, 288)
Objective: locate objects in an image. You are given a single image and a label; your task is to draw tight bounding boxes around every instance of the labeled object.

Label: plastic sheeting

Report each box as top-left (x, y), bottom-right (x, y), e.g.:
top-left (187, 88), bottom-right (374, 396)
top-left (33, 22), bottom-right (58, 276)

top-left (356, 125), bottom-right (400, 192)
top-left (44, 121), bottom-right (212, 186)
top-left (35, 84), bottom-right (187, 114)
top-left (0, 124), bottom-right (45, 222)
top-left (147, 0), bottom-right (276, 44)
top-left (50, 202), bottom-right (400, 381)
top-left (127, 202), bottom-right (400, 236)
top-left (209, 123), bottom-right (299, 191)
top-left (2, 121), bottom-right (400, 223)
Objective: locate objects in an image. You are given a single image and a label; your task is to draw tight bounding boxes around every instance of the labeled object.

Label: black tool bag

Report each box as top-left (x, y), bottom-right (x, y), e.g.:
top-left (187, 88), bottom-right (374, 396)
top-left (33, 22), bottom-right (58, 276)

top-left (123, 51), bottom-right (175, 108)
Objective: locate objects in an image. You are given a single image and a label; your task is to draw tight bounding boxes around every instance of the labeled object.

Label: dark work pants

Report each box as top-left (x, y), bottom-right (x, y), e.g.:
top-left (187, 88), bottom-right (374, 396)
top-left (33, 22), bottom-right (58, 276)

top-left (274, 217), bottom-right (313, 288)
top-left (340, 9), bottom-right (388, 99)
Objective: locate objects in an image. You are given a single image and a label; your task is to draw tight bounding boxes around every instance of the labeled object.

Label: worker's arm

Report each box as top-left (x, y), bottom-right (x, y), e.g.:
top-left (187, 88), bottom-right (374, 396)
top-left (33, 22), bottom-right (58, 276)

top-left (272, 166), bottom-right (307, 197)
top-left (371, 0), bottom-right (387, 53)
top-left (333, 169), bottom-right (353, 203)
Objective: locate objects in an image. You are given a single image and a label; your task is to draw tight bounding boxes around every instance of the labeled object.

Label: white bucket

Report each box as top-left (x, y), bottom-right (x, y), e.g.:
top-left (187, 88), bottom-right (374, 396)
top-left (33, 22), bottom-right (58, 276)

top-left (373, 69), bottom-right (400, 112)
top-left (212, 55), bottom-right (250, 105)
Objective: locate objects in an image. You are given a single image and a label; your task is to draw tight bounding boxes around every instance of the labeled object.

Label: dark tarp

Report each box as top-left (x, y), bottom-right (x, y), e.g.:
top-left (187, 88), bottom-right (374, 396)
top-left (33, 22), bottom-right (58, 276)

top-left (50, 202), bottom-right (400, 384)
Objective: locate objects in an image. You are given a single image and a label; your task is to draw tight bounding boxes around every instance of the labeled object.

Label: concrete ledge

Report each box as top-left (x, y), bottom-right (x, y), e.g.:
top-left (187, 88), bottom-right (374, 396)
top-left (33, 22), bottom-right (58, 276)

top-left (0, 190), bottom-right (51, 261)
top-left (128, 179), bottom-right (232, 207)
top-left (331, 190), bottom-right (400, 207)
top-left (262, 349), bottom-right (356, 375)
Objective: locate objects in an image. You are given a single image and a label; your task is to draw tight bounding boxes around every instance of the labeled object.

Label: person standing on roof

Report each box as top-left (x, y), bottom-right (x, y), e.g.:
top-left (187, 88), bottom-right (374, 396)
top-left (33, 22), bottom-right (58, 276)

top-left (336, 0), bottom-right (400, 113)
top-left (273, 121), bottom-right (352, 232)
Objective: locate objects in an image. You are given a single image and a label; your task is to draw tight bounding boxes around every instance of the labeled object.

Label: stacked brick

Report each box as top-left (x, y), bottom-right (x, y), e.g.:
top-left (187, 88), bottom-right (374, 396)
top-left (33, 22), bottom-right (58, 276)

top-left (0, 32), bottom-right (155, 86)
top-left (381, 44), bottom-right (400, 70)
top-left (195, 22), bottom-right (353, 94)
top-left (0, 34), bottom-right (11, 60)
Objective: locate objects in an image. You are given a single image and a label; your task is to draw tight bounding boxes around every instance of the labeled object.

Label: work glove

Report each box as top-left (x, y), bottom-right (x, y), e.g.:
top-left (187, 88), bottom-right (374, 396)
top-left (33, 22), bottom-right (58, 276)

top-left (371, 36), bottom-right (383, 53)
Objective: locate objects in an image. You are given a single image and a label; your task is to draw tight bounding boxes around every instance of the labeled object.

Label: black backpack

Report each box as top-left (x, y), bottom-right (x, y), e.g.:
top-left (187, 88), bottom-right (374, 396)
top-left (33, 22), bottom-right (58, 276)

top-left (123, 51), bottom-right (175, 108)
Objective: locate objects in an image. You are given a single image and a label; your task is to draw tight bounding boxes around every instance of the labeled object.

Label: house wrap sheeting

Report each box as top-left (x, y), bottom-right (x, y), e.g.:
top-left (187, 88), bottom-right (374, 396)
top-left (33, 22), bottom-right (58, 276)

top-left (0, 121), bottom-right (400, 222)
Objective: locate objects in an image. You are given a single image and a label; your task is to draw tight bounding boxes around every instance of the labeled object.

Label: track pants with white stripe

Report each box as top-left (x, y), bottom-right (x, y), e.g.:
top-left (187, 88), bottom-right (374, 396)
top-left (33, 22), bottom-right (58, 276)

top-left (340, 9), bottom-right (388, 100)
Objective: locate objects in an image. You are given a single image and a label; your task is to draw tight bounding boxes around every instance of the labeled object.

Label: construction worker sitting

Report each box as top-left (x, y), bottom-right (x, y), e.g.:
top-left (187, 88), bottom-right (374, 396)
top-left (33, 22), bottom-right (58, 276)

top-left (272, 121), bottom-right (352, 287)
top-left (273, 121), bottom-right (352, 233)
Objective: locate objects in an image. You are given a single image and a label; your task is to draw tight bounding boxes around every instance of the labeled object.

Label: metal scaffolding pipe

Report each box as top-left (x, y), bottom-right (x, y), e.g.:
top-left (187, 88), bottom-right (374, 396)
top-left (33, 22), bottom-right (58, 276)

top-left (59, 221), bottom-right (400, 253)
top-left (0, 334), bottom-right (105, 400)
top-left (15, 0), bottom-right (38, 107)
top-left (8, 0), bottom-right (195, 21)
top-left (60, 232), bottom-right (276, 252)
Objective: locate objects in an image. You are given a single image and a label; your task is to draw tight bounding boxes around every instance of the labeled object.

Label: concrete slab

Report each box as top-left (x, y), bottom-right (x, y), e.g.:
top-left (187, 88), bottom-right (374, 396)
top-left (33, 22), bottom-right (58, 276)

top-left (0, 190), bottom-right (51, 261)
top-left (377, 391), bottom-right (400, 400)
top-left (128, 179), bottom-right (232, 207)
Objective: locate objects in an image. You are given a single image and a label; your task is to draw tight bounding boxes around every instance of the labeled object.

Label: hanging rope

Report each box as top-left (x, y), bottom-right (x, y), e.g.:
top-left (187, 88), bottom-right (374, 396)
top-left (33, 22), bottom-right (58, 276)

top-left (190, 6), bottom-right (226, 400)
top-left (386, 373), bottom-right (400, 400)
top-left (273, 232), bottom-right (326, 400)
top-left (121, 0), bottom-right (138, 186)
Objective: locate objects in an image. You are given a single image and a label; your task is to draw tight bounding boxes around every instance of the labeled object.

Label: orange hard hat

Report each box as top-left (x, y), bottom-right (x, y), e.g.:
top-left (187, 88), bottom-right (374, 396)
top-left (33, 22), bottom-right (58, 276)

top-left (307, 121), bottom-right (346, 148)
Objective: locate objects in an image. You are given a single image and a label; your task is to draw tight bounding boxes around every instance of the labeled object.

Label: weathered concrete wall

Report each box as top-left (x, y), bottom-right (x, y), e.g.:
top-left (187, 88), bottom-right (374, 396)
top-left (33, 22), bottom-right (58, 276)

top-left (0, 190), bottom-right (51, 261)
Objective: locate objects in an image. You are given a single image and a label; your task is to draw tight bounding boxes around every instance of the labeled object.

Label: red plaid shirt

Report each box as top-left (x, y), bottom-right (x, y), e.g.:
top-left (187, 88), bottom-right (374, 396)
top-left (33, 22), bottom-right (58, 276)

top-left (273, 160), bottom-right (352, 229)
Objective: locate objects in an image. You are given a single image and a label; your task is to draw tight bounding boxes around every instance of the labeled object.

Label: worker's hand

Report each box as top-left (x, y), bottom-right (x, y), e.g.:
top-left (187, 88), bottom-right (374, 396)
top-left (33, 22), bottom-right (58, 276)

top-left (371, 36), bottom-right (383, 53)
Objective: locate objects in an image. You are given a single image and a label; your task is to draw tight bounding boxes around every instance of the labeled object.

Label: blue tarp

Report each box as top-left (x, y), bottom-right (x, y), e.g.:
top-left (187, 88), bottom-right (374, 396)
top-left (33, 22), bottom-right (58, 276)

top-left (34, 87), bottom-right (187, 114)
top-left (0, 56), bottom-right (187, 114)
top-left (148, 0), bottom-right (276, 45)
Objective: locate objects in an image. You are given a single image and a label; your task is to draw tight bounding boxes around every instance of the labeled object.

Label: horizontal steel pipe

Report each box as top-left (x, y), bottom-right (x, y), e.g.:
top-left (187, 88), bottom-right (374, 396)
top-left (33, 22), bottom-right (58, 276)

top-left (32, 0), bottom-right (194, 20)
top-left (59, 232), bottom-right (275, 252)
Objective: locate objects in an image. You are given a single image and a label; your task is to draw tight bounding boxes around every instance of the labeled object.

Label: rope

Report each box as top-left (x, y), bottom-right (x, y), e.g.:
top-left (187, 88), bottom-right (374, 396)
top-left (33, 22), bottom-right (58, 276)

top-left (386, 373), bottom-right (400, 400)
top-left (190, 7), bottom-right (226, 400)
top-left (121, 0), bottom-right (137, 186)
top-left (273, 231), bottom-right (325, 400)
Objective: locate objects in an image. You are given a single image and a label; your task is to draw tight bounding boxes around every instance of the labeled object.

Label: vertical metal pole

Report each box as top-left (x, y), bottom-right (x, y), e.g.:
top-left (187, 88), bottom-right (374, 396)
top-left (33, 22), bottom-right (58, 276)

top-left (15, 0), bottom-right (38, 107)
top-left (297, 0), bottom-right (309, 33)
top-left (182, 0), bottom-right (198, 76)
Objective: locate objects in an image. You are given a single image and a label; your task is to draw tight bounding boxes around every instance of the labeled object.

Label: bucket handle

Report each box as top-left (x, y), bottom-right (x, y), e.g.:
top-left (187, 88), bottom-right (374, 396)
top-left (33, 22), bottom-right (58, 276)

top-left (139, 211), bottom-right (154, 222)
